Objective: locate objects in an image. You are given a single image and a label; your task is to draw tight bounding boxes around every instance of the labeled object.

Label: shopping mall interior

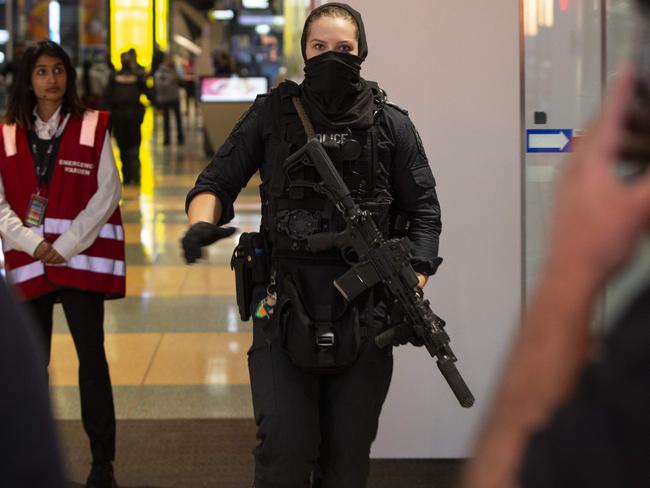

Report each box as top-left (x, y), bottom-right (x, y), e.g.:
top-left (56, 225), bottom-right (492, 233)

top-left (1, 1), bottom-right (649, 487)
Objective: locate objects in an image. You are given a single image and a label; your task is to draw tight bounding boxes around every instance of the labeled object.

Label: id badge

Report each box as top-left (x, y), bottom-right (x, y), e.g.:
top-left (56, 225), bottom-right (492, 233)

top-left (25, 193), bottom-right (48, 227)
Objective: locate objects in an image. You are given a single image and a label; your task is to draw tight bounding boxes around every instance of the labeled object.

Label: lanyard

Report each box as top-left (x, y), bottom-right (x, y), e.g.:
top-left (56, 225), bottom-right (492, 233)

top-left (28, 115), bottom-right (67, 193)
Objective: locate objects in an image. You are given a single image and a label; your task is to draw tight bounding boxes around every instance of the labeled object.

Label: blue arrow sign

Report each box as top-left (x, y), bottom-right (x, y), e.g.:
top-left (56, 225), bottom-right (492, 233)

top-left (527, 129), bottom-right (573, 153)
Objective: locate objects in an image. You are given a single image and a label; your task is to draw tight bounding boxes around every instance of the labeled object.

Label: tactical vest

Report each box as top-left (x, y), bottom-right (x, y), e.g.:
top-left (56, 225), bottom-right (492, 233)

top-left (110, 71), bottom-right (145, 112)
top-left (259, 81), bottom-right (394, 372)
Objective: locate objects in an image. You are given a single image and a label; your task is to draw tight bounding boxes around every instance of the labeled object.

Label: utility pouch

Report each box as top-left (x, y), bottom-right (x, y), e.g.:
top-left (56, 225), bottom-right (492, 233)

top-left (230, 232), bottom-right (270, 321)
top-left (276, 274), bottom-right (364, 374)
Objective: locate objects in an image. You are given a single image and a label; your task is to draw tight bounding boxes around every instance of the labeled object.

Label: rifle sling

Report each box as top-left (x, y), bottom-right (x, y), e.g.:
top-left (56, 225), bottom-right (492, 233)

top-left (292, 97), bottom-right (317, 140)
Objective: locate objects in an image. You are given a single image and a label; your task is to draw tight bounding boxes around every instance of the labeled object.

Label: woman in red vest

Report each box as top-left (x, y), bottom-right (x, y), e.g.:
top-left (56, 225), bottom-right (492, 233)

top-left (0, 40), bottom-right (124, 488)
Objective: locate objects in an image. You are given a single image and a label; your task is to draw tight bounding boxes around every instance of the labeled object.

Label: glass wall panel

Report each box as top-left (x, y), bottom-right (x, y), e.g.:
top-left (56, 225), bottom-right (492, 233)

top-left (524, 0), bottom-right (650, 328)
top-left (523, 0), bottom-right (604, 293)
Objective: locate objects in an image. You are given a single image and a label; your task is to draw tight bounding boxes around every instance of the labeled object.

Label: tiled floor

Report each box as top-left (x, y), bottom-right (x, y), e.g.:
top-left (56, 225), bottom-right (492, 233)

top-left (50, 109), bottom-right (259, 420)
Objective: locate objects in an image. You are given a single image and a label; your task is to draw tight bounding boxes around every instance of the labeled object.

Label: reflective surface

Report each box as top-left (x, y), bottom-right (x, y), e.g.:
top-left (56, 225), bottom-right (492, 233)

top-left (523, 0), bottom-right (650, 327)
top-left (50, 108), bottom-right (260, 419)
top-left (523, 0), bottom-right (604, 294)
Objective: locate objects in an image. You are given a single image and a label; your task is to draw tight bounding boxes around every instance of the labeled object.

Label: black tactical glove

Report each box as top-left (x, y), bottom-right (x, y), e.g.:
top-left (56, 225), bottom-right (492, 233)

top-left (383, 301), bottom-right (425, 347)
top-left (388, 323), bottom-right (425, 347)
top-left (181, 222), bottom-right (236, 264)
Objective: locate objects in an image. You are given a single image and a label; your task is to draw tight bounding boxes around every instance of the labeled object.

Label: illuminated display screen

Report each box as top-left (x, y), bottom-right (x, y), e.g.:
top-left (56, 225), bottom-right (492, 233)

top-left (200, 77), bottom-right (269, 103)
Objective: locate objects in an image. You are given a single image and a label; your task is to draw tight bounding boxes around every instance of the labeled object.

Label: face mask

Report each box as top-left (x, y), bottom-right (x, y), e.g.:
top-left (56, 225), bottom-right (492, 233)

top-left (303, 51), bottom-right (363, 101)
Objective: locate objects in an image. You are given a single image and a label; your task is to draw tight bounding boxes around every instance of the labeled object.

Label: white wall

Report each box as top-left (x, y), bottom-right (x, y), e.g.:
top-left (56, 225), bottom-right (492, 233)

top-left (341, 0), bottom-right (523, 458)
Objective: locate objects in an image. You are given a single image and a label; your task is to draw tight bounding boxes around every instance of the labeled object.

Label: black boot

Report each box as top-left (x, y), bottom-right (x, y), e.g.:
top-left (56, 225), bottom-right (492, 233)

top-left (85, 462), bottom-right (117, 488)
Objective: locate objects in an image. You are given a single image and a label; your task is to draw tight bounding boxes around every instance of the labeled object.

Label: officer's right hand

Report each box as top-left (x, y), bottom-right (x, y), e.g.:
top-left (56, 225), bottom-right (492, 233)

top-left (389, 323), bottom-right (425, 348)
top-left (181, 222), bottom-right (236, 264)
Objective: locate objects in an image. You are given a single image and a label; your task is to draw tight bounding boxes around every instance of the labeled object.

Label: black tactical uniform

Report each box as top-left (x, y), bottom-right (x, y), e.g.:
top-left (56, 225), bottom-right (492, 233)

top-left (188, 92), bottom-right (441, 485)
top-left (105, 63), bottom-right (151, 185)
top-left (186, 4), bottom-right (441, 487)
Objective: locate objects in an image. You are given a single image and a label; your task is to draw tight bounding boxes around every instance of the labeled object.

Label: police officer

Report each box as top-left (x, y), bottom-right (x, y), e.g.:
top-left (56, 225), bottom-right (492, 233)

top-left (105, 51), bottom-right (151, 185)
top-left (182, 3), bottom-right (442, 487)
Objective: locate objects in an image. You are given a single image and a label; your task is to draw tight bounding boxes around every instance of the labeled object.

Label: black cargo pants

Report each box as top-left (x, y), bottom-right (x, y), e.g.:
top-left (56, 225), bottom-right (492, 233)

top-left (248, 293), bottom-right (393, 488)
top-left (112, 109), bottom-right (144, 185)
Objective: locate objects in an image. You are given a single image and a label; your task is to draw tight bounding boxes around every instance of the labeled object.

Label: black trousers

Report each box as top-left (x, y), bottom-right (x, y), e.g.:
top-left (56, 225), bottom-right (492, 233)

top-left (27, 289), bottom-right (116, 464)
top-left (161, 100), bottom-right (184, 144)
top-left (249, 314), bottom-right (393, 488)
top-left (112, 110), bottom-right (143, 184)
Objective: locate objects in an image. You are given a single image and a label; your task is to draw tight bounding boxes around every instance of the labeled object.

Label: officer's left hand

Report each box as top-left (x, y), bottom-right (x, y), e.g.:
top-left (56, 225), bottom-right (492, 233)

top-left (181, 222), bottom-right (236, 264)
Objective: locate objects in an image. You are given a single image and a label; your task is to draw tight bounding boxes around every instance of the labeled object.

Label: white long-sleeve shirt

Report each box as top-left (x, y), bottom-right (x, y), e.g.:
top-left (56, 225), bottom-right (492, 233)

top-left (0, 107), bottom-right (122, 261)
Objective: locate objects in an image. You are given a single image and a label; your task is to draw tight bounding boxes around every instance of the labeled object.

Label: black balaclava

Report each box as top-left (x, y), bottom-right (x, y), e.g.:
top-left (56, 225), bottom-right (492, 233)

top-left (300, 2), bottom-right (374, 130)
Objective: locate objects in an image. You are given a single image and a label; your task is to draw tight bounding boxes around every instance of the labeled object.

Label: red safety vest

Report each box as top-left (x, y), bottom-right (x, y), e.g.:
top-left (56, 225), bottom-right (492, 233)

top-left (0, 110), bottom-right (126, 300)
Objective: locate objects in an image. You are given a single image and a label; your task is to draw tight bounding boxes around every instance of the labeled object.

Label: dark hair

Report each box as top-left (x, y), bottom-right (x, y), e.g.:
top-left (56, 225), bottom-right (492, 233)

top-left (304, 5), bottom-right (359, 41)
top-left (5, 40), bottom-right (85, 128)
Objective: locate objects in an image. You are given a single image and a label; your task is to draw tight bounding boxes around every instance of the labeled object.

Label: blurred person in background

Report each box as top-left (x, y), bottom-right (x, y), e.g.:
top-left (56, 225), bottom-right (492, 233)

top-left (105, 51), bottom-right (152, 185)
top-left (0, 41), bottom-right (27, 97)
top-left (463, 66), bottom-right (650, 488)
top-left (182, 54), bottom-right (198, 118)
top-left (78, 56), bottom-right (113, 111)
top-left (150, 43), bottom-right (165, 79)
top-left (127, 48), bottom-right (146, 76)
top-left (0, 39), bottom-right (125, 488)
top-left (154, 53), bottom-right (184, 146)
top-left (212, 49), bottom-right (233, 76)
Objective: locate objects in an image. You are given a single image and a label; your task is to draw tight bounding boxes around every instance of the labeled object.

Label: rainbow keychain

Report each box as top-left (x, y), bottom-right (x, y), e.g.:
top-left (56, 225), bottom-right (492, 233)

top-left (255, 286), bottom-right (277, 320)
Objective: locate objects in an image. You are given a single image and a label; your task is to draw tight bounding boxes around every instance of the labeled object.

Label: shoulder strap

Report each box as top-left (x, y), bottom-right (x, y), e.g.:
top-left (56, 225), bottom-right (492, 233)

top-left (291, 97), bottom-right (316, 140)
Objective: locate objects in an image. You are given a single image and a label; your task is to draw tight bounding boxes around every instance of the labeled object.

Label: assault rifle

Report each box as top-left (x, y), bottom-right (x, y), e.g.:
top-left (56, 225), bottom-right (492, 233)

top-left (284, 139), bottom-right (474, 408)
